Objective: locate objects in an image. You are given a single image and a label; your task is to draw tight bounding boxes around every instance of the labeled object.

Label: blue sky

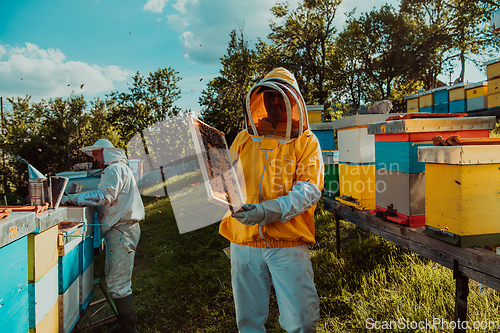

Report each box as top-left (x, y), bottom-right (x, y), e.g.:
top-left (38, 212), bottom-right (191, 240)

top-left (0, 0), bottom-right (488, 114)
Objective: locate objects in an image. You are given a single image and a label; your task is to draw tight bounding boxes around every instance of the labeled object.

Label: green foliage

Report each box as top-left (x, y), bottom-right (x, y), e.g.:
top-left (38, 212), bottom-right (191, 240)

top-left (108, 67), bottom-right (184, 142)
top-left (267, 0), bottom-right (342, 105)
top-left (199, 28), bottom-right (256, 145)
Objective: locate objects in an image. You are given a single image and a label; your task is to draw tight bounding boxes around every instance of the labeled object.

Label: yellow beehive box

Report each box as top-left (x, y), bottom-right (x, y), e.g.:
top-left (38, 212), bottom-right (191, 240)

top-left (488, 77), bottom-right (500, 95)
top-left (405, 93), bottom-right (419, 111)
top-left (449, 83), bottom-right (468, 102)
top-left (28, 224), bottom-right (59, 282)
top-left (419, 145), bottom-right (500, 247)
top-left (29, 301), bottom-right (58, 333)
top-left (336, 163), bottom-right (376, 210)
top-left (407, 108), bottom-right (419, 113)
top-left (419, 91), bottom-right (433, 108)
top-left (306, 105), bottom-right (324, 124)
top-left (466, 81), bottom-right (488, 99)
top-left (28, 263), bottom-right (59, 332)
top-left (488, 93), bottom-right (500, 109)
top-left (485, 57), bottom-right (500, 80)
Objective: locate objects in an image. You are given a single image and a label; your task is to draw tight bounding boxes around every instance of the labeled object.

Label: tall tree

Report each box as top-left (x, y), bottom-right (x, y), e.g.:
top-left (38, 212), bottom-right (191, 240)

top-left (199, 28), bottom-right (257, 144)
top-left (108, 67), bottom-right (183, 142)
top-left (336, 4), bottom-right (450, 106)
top-left (40, 94), bottom-right (89, 173)
top-left (402, 0), bottom-right (500, 84)
top-left (267, 0), bottom-right (342, 104)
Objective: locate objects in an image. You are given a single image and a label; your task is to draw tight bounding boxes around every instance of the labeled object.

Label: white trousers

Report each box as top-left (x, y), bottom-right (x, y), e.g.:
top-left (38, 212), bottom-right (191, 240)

top-left (105, 222), bottom-right (141, 299)
top-left (230, 243), bottom-right (320, 333)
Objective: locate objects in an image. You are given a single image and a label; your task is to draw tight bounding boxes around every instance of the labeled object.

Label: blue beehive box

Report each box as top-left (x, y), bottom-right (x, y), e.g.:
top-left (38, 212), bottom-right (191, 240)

top-left (433, 86), bottom-right (449, 105)
top-left (58, 222), bottom-right (84, 294)
top-left (0, 211), bottom-right (36, 333)
top-left (434, 103), bottom-right (449, 114)
top-left (449, 99), bottom-right (466, 113)
top-left (374, 141), bottom-right (434, 173)
top-left (313, 130), bottom-right (335, 150)
top-left (419, 106), bottom-right (434, 113)
top-left (0, 237), bottom-right (30, 333)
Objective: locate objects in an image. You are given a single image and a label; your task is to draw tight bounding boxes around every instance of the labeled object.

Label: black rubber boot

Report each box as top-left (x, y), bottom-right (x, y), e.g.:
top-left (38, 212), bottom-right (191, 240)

top-left (108, 295), bottom-right (139, 333)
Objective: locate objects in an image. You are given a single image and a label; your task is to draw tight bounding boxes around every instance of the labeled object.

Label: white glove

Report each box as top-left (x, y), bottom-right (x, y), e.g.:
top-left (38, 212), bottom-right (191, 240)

top-left (76, 190), bottom-right (107, 206)
top-left (60, 194), bottom-right (80, 206)
top-left (231, 200), bottom-right (282, 226)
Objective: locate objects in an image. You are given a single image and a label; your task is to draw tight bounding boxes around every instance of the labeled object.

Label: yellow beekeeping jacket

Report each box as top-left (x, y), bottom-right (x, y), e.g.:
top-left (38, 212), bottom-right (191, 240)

top-left (219, 67), bottom-right (324, 248)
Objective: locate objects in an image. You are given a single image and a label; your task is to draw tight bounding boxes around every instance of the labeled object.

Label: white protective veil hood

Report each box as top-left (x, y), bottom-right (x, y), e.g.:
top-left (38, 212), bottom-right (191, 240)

top-left (81, 139), bottom-right (127, 165)
top-left (245, 67), bottom-right (309, 139)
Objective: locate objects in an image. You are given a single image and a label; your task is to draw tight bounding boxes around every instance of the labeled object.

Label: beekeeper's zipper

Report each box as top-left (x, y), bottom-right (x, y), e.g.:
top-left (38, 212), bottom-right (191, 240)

top-left (258, 150), bottom-right (271, 249)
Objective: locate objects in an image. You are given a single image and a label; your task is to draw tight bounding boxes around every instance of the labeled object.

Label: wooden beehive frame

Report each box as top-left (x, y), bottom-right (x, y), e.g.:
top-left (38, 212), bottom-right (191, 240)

top-left (187, 115), bottom-right (244, 211)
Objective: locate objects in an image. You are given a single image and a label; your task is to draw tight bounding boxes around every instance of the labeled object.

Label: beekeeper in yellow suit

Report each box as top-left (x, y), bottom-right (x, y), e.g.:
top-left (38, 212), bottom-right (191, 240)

top-left (220, 67), bottom-right (324, 332)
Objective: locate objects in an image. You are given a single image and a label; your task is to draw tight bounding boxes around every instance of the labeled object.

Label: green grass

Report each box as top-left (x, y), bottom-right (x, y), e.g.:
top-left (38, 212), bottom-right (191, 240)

top-left (79, 178), bottom-right (500, 333)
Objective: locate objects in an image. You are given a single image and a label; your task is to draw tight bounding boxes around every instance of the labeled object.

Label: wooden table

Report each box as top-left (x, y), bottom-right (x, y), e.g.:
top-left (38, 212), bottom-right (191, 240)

top-left (323, 197), bottom-right (500, 333)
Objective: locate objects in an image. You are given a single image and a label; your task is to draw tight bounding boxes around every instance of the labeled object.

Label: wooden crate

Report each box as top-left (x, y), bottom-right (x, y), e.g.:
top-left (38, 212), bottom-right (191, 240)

top-left (338, 127), bottom-right (375, 163)
top-left (58, 277), bottom-right (80, 333)
top-left (29, 263), bottom-right (58, 330)
top-left (374, 170), bottom-right (425, 226)
top-left (0, 236), bottom-right (29, 333)
top-left (29, 301), bottom-right (58, 333)
top-left (28, 224), bottom-right (59, 282)
top-left (336, 163), bottom-right (376, 210)
top-left (79, 262), bottom-right (94, 312)
top-left (419, 145), bottom-right (500, 247)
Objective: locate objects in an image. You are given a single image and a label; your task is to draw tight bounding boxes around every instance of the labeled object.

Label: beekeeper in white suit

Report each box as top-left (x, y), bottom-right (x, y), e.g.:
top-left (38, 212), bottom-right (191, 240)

top-left (64, 139), bottom-right (144, 333)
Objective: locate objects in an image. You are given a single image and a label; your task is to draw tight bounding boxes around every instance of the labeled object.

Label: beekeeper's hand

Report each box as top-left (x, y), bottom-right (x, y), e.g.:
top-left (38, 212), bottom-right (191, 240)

top-left (67, 182), bottom-right (84, 194)
top-left (60, 195), bottom-right (76, 206)
top-left (231, 200), bottom-right (282, 226)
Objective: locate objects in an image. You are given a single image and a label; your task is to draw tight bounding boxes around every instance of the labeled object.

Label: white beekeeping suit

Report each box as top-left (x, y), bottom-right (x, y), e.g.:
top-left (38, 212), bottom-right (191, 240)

top-left (77, 139), bottom-right (144, 333)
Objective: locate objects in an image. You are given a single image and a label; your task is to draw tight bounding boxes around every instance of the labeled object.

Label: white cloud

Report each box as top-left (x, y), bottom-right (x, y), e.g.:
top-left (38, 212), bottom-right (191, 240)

top-left (143, 0), bottom-right (169, 13)
top-left (162, 0), bottom-right (289, 66)
top-left (167, 14), bottom-right (189, 32)
top-left (0, 43), bottom-right (133, 101)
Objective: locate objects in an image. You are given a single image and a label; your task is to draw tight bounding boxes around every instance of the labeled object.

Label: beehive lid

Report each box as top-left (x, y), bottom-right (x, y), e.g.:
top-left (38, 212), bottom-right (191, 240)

top-left (432, 86), bottom-right (450, 93)
top-left (0, 211), bottom-right (37, 248)
top-left (418, 145), bottom-right (500, 165)
top-left (324, 114), bottom-right (396, 130)
top-left (484, 57), bottom-right (500, 66)
top-left (367, 116), bottom-right (495, 135)
top-left (465, 81), bottom-right (488, 90)
top-left (448, 82), bottom-right (470, 90)
top-left (404, 93), bottom-right (421, 100)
